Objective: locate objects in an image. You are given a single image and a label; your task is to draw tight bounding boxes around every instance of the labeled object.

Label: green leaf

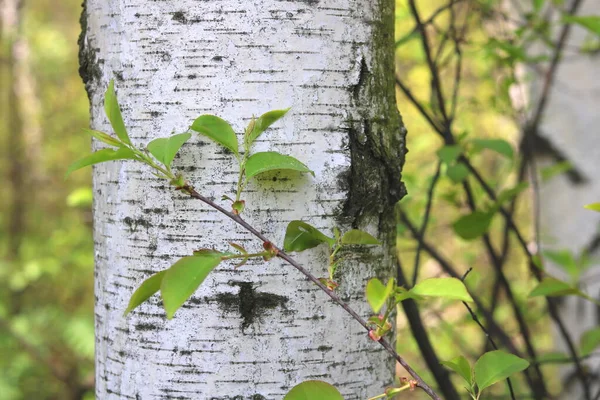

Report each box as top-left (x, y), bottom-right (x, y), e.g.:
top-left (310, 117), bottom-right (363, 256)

top-left (580, 328), bottom-right (600, 356)
top-left (437, 145), bottom-right (462, 164)
top-left (494, 182), bottom-right (529, 208)
top-left (540, 161), bottom-right (573, 182)
top-left (366, 278), bottom-right (395, 313)
top-left (283, 221), bottom-right (335, 252)
top-left (246, 108), bottom-right (290, 146)
top-left (474, 350), bottom-right (529, 391)
top-left (562, 15), bottom-right (600, 36)
top-left (190, 115), bottom-right (239, 155)
top-left (410, 277), bottom-right (473, 303)
top-left (65, 147), bottom-right (137, 178)
top-left (284, 380), bottom-right (344, 400)
top-left (528, 276), bottom-right (582, 298)
top-left (160, 255), bottom-right (222, 319)
top-left (471, 138), bottom-right (514, 159)
top-left (441, 355), bottom-right (473, 385)
top-left (83, 128), bottom-right (123, 147)
top-left (584, 203), bottom-right (600, 212)
top-left (446, 164), bottom-right (470, 183)
top-left (245, 151), bottom-right (314, 180)
top-left (453, 211), bottom-right (493, 240)
top-left (542, 250), bottom-right (578, 280)
top-left (147, 132), bottom-right (192, 167)
top-left (104, 80), bottom-right (131, 145)
top-left (341, 229), bottom-right (380, 245)
top-left (124, 271), bottom-right (166, 316)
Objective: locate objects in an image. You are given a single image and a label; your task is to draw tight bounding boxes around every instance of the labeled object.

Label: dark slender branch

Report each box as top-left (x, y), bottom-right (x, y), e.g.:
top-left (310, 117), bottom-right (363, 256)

top-left (461, 180), bottom-right (548, 399)
top-left (395, 77), bottom-right (445, 134)
top-left (462, 158), bottom-right (591, 398)
top-left (408, 0), bottom-right (450, 127)
top-left (398, 209), bottom-right (541, 392)
top-left (461, 269), bottom-right (517, 400)
top-left (183, 186), bottom-right (441, 400)
top-left (397, 257), bottom-right (461, 400)
top-left (529, 0), bottom-right (584, 129)
top-left (412, 162), bottom-right (442, 286)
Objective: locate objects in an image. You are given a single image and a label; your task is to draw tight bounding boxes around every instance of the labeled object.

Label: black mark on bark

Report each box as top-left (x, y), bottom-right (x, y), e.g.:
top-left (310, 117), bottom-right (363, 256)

top-left (215, 282), bottom-right (288, 333)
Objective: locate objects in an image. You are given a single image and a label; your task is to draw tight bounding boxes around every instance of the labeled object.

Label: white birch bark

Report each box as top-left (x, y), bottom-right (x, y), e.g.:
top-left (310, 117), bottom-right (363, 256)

top-left (528, 0), bottom-right (600, 397)
top-left (80, 1), bottom-right (406, 399)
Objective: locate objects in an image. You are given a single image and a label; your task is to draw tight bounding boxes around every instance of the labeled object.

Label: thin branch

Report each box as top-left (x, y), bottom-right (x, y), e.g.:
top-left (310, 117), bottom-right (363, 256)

top-left (408, 0), bottom-right (450, 128)
top-left (398, 209), bottom-right (541, 393)
top-left (529, 0), bottom-right (584, 129)
top-left (412, 161), bottom-right (442, 286)
top-left (182, 186), bottom-right (441, 400)
top-left (462, 157), bottom-right (591, 398)
top-left (461, 179), bottom-right (548, 399)
top-left (461, 268), bottom-right (516, 400)
top-left (397, 257), bottom-right (461, 400)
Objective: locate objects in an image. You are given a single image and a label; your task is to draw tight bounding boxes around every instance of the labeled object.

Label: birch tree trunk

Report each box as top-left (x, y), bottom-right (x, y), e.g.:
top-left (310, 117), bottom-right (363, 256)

top-left (528, 0), bottom-right (600, 397)
top-left (80, 0), bottom-right (406, 398)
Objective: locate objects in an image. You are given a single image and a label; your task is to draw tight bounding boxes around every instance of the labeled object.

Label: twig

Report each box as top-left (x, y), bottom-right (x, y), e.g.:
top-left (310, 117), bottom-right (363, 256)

top-left (461, 269), bottom-right (517, 400)
top-left (397, 257), bottom-right (461, 400)
top-left (183, 186), bottom-right (441, 400)
top-left (412, 162), bottom-right (442, 286)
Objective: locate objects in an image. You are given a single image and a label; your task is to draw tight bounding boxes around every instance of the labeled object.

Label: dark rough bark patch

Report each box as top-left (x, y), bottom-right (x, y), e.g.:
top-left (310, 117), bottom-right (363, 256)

top-left (172, 11), bottom-right (187, 24)
top-left (78, 1), bottom-right (100, 100)
top-left (338, 0), bottom-right (407, 249)
top-left (214, 282), bottom-right (288, 333)
top-left (135, 322), bottom-right (160, 331)
top-left (339, 1), bottom-right (406, 227)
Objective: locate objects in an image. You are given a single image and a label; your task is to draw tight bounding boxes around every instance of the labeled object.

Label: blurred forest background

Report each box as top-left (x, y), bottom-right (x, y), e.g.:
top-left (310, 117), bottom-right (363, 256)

top-left (1, 0), bottom-right (94, 398)
top-left (1, 0), bottom-right (599, 399)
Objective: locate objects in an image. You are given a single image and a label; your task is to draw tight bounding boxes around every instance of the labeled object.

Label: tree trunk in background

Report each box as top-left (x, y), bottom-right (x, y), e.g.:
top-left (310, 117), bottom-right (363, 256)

top-left (530, 0), bottom-right (600, 397)
top-left (80, 0), bottom-right (406, 398)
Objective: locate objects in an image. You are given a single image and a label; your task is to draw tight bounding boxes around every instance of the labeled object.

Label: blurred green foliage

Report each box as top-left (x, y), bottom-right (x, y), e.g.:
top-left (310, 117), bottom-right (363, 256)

top-left (1, 0), bottom-right (593, 398)
top-left (1, 0), bottom-right (94, 398)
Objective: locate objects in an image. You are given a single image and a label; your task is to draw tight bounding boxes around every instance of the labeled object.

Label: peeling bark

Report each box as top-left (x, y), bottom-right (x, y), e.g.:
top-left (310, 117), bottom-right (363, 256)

top-left (84, 1), bottom-right (406, 398)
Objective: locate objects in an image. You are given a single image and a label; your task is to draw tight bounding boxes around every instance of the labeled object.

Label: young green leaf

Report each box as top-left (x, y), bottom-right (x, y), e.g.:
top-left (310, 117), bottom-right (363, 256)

top-left (124, 271), bottom-right (166, 316)
top-left (437, 145), bottom-right (462, 164)
top-left (542, 250), bottom-right (578, 280)
top-left (410, 277), bottom-right (474, 303)
top-left (246, 108), bottom-right (290, 146)
top-left (446, 164), bottom-right (470, 184)
top-left (452, 211), bottom-right (493, 240)
top-left (441, 355), bottom-right (473, 385)
top-left (104, 80), bottom-right (132, 145)
top-left (493, 182), bottom-right (529, 208)
top-left (474, 350), bottom-right (529, 392)
top-left (147, 132), bottom-right (192, 167)
top-left (471, 138), bottom-right (514, 159)
top-left (562, 15), bottom-right (600, 36)
top-left (283, 380), bottom-right (344, 400)
top-left (160, 254), bottom-right (222, 319)
top-left (540, 161), bottom-right (573, 182)
top-left (190, 115), bottom-right (239, 155)
top-left (580, 327), bottom-right (600, 356)
top-left (83, 128), bottom-right (123, 147)
top-left (341, 229), bottom-right (380, 245)
top-left (284, 221), bottom-right (335, 252)
top-left (245, 151), bottom-right (314, 180)
top-left (366, 278), bottom-right (395, 313)
top-left (584, 202), bottom-right (600, 212)
top-left (528, 276), bottom-right (582, 298)
top-left (65, 147), bottom-right (136, 178)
